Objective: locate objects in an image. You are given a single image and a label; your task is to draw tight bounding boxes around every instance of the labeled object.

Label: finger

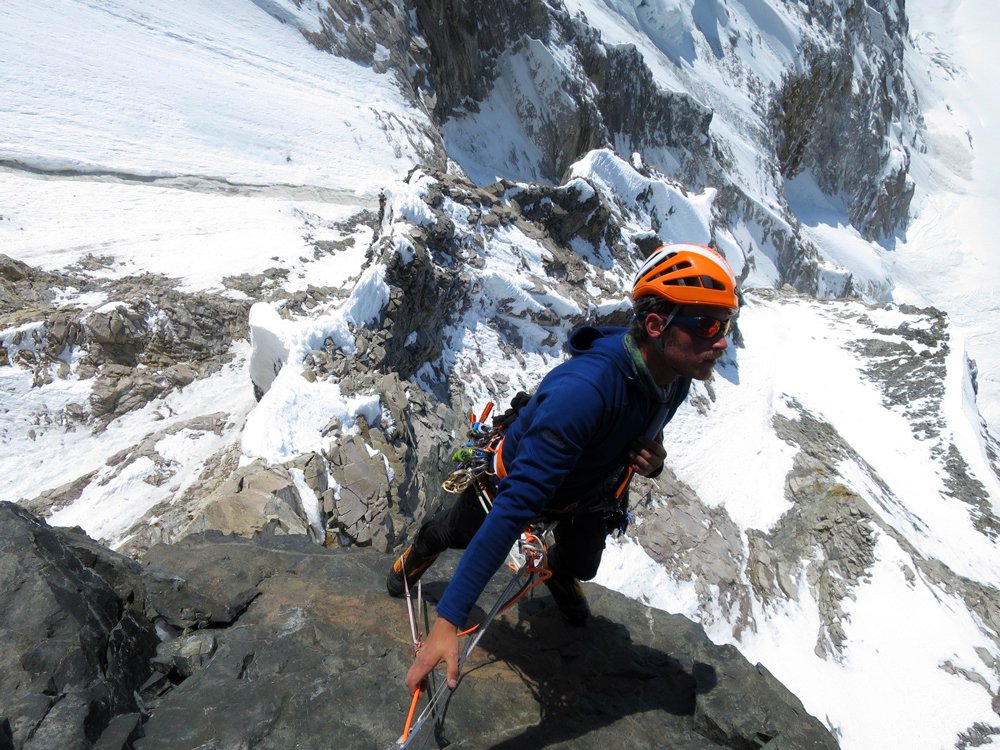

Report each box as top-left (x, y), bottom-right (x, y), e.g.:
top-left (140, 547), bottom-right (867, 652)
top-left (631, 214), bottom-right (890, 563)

top-left (634, 436), bottom-right (665, 456)
top-left (445, 650), bottom-right (459, 689)
top-left (406, 658), bottom-right (431, 695)
top-left (629, 437), bottom-right (649, 452)
top-left (629, 454), bottom-right (651, 476)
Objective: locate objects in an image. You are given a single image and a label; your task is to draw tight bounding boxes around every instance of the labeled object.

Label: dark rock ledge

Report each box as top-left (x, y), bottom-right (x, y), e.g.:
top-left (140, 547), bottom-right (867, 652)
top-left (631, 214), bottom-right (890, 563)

top-left (0, 502), bottom-right (838, 750)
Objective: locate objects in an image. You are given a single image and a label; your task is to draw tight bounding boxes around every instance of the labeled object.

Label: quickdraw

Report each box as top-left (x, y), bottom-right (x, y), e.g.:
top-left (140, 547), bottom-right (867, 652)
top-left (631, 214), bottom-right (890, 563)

top-left (389, 522), bottom-right (554, 750)
top-left (441, 402), bottom-right (503, 494)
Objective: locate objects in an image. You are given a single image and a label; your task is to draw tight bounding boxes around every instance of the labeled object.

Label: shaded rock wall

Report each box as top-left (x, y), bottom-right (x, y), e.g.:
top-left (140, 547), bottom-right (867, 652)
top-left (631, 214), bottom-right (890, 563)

top-left (772, 0), bottom-right (916, 238)
top-left (408, 0), bottom-right (713, 184)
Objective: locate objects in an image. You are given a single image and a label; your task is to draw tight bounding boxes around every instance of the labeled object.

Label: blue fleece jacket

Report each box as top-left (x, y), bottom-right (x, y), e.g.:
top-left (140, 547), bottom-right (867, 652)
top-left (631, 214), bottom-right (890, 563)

top-left (434, 326), bottom-right (691, 627)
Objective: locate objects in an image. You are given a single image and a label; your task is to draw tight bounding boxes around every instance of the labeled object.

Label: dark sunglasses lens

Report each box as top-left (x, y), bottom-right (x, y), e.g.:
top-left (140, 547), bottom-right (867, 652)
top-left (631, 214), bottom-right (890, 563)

top-left (695, 318), bottom-right (726, 338)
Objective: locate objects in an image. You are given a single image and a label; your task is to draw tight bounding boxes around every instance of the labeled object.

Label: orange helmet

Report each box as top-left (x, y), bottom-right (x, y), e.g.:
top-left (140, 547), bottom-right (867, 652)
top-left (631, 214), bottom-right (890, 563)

top-left (632, 243), bottom-right (738, 310)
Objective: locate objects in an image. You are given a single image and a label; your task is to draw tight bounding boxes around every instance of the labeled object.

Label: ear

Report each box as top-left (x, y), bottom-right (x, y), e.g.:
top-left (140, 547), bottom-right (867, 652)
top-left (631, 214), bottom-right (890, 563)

top-left (644, 313), bottom-right (666, 340)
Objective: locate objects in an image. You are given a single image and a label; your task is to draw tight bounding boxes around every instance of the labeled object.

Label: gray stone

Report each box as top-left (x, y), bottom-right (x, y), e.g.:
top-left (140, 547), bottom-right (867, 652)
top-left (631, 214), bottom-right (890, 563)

top-left (21, 690), bottom-right (105, 750)
top-left (173, 460), bottom-right (313, 543)
top-left (141, 537), bottom-right (275, 630)
top-left (286, 451), bottom-right (328, 496)
top-left (634, 468), bottom-right (751, 637)
top-left (150, 633), bottom-right (218, 680)
top-left (0, 503), bottom-right (157, 750)
top-left (92, 713), bottom-right (142, 750)
top-left (56, 525), bottom-right (147, 607)
top-left (21, 472), bottom-right (98, 518)
top-left (327, 433), bottom-right (391, 547)
top-left (125, 533), bottom-right (836, 750)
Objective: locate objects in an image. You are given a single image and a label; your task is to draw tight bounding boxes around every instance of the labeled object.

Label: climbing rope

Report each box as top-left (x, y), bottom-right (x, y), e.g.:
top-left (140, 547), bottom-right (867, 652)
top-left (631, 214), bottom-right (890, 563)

top-left (389, 522), bottom-right (553, 750)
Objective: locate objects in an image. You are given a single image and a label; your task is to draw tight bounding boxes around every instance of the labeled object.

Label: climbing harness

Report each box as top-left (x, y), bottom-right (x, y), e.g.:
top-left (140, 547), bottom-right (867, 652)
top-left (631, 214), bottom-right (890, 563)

top-left (389, 522), bottom-right (553, 750)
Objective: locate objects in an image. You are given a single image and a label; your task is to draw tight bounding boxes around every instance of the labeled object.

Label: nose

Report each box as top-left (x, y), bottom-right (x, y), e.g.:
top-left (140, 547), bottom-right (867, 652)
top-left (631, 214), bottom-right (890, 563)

top-left (712, 334), bottom-right (729, 352)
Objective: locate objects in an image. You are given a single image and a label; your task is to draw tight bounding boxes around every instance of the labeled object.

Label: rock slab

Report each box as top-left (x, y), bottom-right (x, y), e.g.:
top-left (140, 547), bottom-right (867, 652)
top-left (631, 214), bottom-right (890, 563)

top-left (1, 505), bottom-right (838, 749)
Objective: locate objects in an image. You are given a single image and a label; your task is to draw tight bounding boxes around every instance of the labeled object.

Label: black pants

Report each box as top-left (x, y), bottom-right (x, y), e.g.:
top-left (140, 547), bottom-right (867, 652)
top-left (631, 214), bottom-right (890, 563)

top-left (413, 484), bottom-right (609, 581)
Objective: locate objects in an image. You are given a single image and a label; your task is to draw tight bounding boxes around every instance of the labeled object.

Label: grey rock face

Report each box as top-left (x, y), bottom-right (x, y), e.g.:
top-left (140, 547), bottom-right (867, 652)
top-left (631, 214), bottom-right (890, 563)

top-left (114, 452), bottom-right (320, 557)
top-left (408, 0), bottom-right (712, 185)
top-left (0, 504), bottom-right (842, 748)
top-left (771, 0), bottom-right (915, 239)
top-left (0, 254), bottom-right (60, 316)
top-left (298, 0), bottom-right (447, 168)
top-left (128, 532), bottom-right (838, 749)
top-left (757, 405), bottom-right (880, 660)
top-left (0, 503), bottom-right (158, 750)
top-left (0, 257), bottom-right (248, 426)
top-left (634, 467), bottom-right (752, 637)
top-left (327, 432), bottom-right (390, 547)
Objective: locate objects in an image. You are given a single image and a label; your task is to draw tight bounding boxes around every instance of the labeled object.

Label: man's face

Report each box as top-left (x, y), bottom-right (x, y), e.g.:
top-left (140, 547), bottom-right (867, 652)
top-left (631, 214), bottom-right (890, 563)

top-left (645, 304), bottom-right (736, 384)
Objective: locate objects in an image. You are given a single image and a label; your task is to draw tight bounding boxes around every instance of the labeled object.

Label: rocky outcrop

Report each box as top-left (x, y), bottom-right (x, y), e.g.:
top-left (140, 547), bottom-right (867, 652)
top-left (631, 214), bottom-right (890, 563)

top-left (753, 405), bottom-right (880, 660)
top-left (111, 449), bottom-right (321, 558)
top-left (634, 467), bottom-right (752, 637)
top-left (771, 0), bottom-right (916, 239)
top-left (407, 0), bottom-right (712, 184)
top-left (0, 503), bottom-right (157, 750)
top-left (0, 258), bottom-right (249, 426)
top-left (322, 373), bottom-right (463, 552)
top-left (0, 507), bottom-right (841, 749)
top-left (0, 254), bottom-right (61, 317)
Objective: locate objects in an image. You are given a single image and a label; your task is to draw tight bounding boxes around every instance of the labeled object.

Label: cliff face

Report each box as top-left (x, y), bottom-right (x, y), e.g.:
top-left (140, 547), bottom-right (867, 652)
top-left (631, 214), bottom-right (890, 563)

top-left (771, 0), bottom-right (916, 239)
top-left (379, 0), bottom-right (917, 286)
top-left (0, 503), bottom-right (839, 750)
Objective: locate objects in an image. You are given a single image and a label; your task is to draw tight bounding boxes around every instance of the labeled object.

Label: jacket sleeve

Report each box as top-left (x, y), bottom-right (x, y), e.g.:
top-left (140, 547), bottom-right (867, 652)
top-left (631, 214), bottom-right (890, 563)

top-left (434, 376), bottom-right (608, 627)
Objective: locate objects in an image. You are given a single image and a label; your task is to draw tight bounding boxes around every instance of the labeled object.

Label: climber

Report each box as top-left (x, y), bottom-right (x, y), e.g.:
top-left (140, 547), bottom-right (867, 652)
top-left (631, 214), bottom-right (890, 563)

top-left (387, 243), bottom-right (740, 696)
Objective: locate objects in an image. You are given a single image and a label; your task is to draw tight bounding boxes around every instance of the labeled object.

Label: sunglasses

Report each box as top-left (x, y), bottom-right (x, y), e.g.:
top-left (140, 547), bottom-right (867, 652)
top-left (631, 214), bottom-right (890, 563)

top-left (670, 315), bottom-right (734, 339)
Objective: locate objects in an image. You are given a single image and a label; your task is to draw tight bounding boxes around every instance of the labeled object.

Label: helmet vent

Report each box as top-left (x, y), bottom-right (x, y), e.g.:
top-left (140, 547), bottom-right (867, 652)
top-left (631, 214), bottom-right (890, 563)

top-left (646, 259), bottom-right (692, 283)
top-left (702, 275), bottom-right (727, 291)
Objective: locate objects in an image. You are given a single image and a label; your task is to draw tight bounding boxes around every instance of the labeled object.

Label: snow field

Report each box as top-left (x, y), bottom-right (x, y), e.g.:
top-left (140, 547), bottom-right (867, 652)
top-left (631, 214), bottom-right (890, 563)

top-left (1, 0), bottom-right (430, 197)
top-left (893, 0), bottom-right (1000, 434)
top-left (0, 170), bottom-right (374, 294)
top-left (670, 295), bottom-right (1000, 581)
top-left (736, 532), bottom-right (998, 750)
top-left (241, 367), bottom-right (381, 463)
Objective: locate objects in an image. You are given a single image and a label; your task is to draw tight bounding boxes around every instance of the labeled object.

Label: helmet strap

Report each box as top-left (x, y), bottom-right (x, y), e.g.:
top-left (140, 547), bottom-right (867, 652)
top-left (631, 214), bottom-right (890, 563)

top-left (654, 305), bottom-right (681, 354)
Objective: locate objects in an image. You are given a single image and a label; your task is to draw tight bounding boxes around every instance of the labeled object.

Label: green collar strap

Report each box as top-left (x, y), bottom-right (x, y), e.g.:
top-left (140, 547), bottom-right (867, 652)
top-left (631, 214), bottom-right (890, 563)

top-left (623, 333), bottom-right (675, 405)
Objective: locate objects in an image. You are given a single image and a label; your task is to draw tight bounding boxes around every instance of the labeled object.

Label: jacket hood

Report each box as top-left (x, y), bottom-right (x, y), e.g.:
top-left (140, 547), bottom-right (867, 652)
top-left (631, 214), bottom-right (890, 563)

top-left (567, 326), bottom-right (632, 376)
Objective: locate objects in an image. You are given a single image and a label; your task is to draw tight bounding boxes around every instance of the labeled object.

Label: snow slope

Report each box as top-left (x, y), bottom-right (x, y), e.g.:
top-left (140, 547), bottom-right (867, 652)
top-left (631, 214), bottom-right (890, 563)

top-left (599, 291), bottom-right (1000, 747)
top-left (892, 0), bottom-right (1000, 435)
top-left (1, 0), bottom-right (430, 196)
